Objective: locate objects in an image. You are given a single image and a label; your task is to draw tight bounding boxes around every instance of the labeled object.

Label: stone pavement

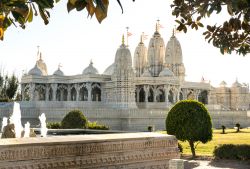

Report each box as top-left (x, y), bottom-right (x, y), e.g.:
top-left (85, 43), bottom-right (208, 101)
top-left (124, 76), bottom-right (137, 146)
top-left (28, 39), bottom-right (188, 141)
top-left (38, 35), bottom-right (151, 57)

top-left (184, 159), bottom-right (250, 169)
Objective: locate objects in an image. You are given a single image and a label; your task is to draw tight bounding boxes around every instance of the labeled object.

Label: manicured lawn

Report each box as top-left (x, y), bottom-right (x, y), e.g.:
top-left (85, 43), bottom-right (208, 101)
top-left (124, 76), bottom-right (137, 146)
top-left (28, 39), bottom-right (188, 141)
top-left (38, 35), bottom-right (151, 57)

top-left (161, 128), bottom-right (250, 156)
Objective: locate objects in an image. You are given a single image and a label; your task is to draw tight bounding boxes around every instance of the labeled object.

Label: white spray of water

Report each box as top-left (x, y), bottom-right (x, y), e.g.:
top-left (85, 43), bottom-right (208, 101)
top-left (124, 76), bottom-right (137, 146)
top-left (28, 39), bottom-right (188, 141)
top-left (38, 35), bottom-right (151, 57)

top-left (1, 117), bottom-right (8, 132)
top-left (23, 122), bottom-right (30, 137)
top-left (9, 102), bottom-right (23, 138)
top-left (39, 113), bottom-right (47, 137)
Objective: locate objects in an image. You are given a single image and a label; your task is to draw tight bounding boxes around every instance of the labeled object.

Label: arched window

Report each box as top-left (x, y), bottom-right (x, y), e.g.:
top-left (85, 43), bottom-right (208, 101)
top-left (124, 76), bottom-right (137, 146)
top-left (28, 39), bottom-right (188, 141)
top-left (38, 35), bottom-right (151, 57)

top-left (23, 85), bottom-right (30, 101)
top-left (179, 92), bottom-right (183, 101)
top-left (139, 87), bottom-right (145, 102)
top-left (198, 90), bottom-right (208, 104)
top-left (187, 90), bottom-right (195, 100)
top-left (79, 87), bottom-right (88, 101)
top-left (156, 88), bottom-right (165, 102)
top-left (35, 85), bottom-right (46, 101)
top-left (92, 85), bottom-right (101, 101)
top-left (148, 87), bottom-right (154, 102)
top-left (71, 87), bottom-right (77, 101)
top-left (168, 90), bottom-right (174, 103)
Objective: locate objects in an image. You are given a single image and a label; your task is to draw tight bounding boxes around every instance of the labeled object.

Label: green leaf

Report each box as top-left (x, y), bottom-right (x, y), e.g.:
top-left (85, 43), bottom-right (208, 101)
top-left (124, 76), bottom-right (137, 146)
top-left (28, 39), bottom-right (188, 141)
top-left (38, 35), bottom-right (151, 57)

top-left (197, 22), bottom-right (204, 27)
top-left (227, 3), bottom-right (233, 15)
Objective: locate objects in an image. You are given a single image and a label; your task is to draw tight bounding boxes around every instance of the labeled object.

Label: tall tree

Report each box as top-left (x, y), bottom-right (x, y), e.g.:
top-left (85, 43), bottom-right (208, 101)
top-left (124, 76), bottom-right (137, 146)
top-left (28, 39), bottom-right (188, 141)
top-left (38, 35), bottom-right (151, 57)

top-left (6, 74), bottom-right (19, 100)
top-left (171, 0), bottom-right (250, 55)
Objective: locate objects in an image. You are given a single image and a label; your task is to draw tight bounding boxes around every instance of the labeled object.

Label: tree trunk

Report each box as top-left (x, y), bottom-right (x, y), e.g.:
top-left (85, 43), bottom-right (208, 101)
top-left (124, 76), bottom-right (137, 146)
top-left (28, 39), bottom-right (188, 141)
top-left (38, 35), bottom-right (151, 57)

top-left (189, 140), bottom-right (196, 158)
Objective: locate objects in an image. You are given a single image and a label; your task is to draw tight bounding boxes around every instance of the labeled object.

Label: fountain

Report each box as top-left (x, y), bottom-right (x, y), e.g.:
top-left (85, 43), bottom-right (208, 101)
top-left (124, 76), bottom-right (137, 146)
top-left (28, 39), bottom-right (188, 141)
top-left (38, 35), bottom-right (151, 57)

top-left (1, 117), bottom-right (7, 132)
top-left (39, 113), bottom-right (47, 137)
top-left (23, 122), bottom-right (30, 138)
top-left (9, 102), bottom-right (23, 138)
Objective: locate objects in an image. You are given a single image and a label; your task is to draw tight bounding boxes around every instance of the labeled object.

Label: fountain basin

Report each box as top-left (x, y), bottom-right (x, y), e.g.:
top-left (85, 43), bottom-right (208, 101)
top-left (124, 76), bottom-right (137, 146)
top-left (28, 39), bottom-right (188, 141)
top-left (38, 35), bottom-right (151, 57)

top-left (0, 132), bottom-right (179, 168)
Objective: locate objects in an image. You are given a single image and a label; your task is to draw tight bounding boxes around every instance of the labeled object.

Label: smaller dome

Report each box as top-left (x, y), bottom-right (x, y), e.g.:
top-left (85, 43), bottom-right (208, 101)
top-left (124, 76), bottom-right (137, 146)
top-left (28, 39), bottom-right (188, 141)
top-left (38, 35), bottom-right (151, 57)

top-left (103, 63), bottom-right (115, 75)
top-left (53, 67), bottom-right (64, 76)
top-left (232, 80), bottom-right (242, 88)
top-left (83, 61), bottom-right (99, 75)
top-left (220, 81), bottom-right (227, 87)
top-left (142, 68), bottom-right (152, 77)
top-left (28, 64), bottom-right (43, 76)
top-left (159, 67), bottom-right (174, 77)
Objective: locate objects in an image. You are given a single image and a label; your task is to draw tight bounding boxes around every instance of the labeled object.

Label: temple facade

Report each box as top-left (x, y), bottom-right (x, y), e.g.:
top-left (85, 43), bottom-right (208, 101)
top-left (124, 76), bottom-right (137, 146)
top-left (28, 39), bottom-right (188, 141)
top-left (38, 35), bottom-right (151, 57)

top-left (16, 23), bottom-right (250, 130)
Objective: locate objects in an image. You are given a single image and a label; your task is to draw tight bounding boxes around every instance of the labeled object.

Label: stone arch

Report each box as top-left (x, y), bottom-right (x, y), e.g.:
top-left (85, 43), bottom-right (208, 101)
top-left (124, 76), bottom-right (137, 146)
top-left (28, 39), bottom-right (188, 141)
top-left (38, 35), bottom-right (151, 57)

top-left (198, 90), bottom-right (208, 104)
top-left (156, 87), bottom-right (165, 102)
top-left (56, 85), bottom-right (68, 101)
top-left (139, 87), bottom-right (145, 102)
top-left (92, 83), bottom-right (101, 101)
top-left (179, 91), bottom-right (183, 101)
top-left (34, 85), bottom-right (46, 101)
top-left (23, 84), bottom-right (30, 101)
top-left (70, 87), bottom-right (77, 101)
top-left (187, 89), bottom-right (195, 100)
top-left (168, 89), bottom-right (174, 103)
top-left (79, 85), bottom-right (88, 101)
top-left (148, 87), bottom-right (154, 102)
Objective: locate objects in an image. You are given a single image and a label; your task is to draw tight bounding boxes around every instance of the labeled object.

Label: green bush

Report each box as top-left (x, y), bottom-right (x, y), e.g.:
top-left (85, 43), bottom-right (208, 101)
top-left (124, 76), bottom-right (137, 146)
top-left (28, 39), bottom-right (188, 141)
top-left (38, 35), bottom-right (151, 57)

top-left (47, 122), bottom-right (61, 129)
top-left (166, 100), bottom-right (212, 158)
top-left (61, 110), bottom-right (87, 129)
top-left (0, 98), bottom-right (10, 102)
top-left (214, 144), bottom-right (250, 160)
top-left (87, 121), bottom-right (109, 130)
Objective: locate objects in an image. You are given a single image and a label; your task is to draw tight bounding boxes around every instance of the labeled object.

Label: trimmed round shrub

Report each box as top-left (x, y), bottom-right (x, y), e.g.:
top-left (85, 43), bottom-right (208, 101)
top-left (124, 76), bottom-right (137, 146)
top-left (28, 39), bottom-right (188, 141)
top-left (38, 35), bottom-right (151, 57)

top-left (61, 110), bottom-right (87, 129)
top-left (166, 100), bottom-right (212, 157)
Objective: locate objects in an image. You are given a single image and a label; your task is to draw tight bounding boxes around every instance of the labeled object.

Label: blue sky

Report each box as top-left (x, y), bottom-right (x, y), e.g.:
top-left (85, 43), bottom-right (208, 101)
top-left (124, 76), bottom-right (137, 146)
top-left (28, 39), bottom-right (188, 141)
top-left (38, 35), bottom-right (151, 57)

top-left (0, 0), bottom-right (249, 87)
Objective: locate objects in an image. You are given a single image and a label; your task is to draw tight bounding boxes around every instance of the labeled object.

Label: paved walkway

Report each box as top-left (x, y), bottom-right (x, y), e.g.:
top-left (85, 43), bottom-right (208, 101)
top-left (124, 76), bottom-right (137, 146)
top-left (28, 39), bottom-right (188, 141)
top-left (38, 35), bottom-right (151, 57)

top-left (183, 159), bottom-right (250, 169)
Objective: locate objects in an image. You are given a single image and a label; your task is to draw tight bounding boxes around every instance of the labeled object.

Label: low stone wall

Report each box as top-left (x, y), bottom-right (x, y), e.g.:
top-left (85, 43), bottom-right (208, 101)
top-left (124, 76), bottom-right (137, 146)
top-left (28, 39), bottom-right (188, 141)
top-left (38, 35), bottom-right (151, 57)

top-left (0, 102), bottom-right (250, 131)
top-left (0, 133), bottom-right (179, 169)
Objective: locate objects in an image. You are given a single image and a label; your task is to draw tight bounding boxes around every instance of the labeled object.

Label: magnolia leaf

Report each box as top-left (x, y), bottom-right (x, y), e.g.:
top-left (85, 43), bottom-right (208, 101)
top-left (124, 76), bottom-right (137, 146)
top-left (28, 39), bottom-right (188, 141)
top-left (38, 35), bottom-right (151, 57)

top-left (67, 1), bottom-right (76, 12)
top-left (0, 28), bottom-right (3, 40)
top-left (27, 5), bottom-right (33, 22)
top-left (86, 0), bottom-right (95, 17)
top-left (38, 7), bottom-right (49, 25)
top-left (75, 0), bottom-right (87, 11)
top-left (95, 0), bottom-right (109, 23)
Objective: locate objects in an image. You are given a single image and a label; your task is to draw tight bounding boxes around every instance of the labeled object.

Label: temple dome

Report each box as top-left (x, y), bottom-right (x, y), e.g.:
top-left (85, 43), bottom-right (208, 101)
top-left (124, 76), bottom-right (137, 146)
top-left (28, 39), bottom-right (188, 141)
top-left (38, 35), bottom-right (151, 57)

top-left (103, 63), bottom-right (115, 75)
top-left (165, 33), bottom-right (183, 64)
top-left (142, 68), bottom-right (152, 77)
top-left (53, 67), bottom-right (64, 76)
top-left (28, 64), bottom-right (43, 76)
top-left (232, 80), bottom-right (242, 88)
top-left (220, 81), bottom-right (227, 87)
top-left (82, 61), bottom-right (99, 75)
top-left (114, 43), bottom-right (132, 69)
top-left (159, 67), bottom-right (174, 77)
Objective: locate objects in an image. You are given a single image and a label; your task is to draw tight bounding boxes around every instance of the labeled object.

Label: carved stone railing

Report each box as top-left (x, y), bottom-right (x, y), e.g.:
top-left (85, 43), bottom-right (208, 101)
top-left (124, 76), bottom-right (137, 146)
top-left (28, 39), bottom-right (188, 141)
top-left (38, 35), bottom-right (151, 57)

top-left (0, 133), bottom-right (179, 169)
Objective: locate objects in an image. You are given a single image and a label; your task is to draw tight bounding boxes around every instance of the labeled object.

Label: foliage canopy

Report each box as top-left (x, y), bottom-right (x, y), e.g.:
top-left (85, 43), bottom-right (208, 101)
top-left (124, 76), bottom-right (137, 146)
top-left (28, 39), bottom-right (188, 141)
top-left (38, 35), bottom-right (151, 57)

top-left (171, 0), bottom-right (250, 55)
top-left (166, 100), bottom-right (213, 157)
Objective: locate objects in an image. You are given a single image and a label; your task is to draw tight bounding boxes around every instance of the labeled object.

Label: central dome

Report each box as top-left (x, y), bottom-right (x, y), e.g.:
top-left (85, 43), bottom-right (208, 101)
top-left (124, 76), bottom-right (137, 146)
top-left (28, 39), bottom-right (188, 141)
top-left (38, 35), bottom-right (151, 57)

top-left (82, 61), bottom-right (99, 75)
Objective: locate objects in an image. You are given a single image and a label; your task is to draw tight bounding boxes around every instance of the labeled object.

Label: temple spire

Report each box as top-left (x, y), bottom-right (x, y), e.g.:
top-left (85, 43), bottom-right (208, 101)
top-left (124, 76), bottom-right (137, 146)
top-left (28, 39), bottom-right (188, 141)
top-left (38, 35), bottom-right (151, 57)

top-left (122, 34), bottom-right (125, 45)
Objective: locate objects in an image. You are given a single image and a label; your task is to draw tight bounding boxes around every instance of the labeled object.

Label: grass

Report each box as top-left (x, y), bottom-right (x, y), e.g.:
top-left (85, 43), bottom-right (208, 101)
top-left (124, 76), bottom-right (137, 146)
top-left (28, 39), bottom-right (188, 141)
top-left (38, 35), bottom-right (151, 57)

top-left (161, 128), bottom-right (250, 156)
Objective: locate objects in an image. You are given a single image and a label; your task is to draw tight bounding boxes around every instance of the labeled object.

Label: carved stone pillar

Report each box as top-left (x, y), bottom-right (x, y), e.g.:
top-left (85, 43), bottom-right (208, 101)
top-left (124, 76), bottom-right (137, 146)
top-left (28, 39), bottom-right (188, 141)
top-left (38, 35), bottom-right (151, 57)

top-left (51, 84), bottom-right (58, 101)
top-left (182, 89), bottom-right (187, 100)
top-left (29, 83), bottom-right (35, 101)
top-left (164, 85), bottom-right (169, 106)
top-left (21, 84), bottom-right (25, 101)
top-left (153, 86), bottom-right (157, 102)
top-left (86, 83), bottom-right (92, 101)
top-left (144, 85), bottom-right (149, 103)
top-left (136, 87), bottom-right (140, 102)
top-left (67, 85), bottom-right (71, 101)
top-left (45, 84), bottom-right (50, 101)
top-left (75, 84), bottom-right (79, 101)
